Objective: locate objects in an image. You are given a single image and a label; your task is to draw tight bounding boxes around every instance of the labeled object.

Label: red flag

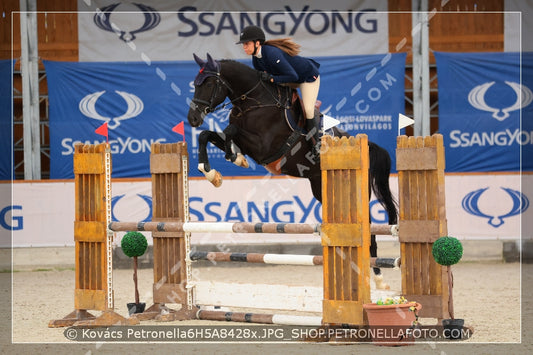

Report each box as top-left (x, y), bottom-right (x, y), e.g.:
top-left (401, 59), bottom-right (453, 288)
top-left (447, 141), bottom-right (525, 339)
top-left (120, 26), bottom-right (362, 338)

top-left (95, 122), bottom-right (108, 142)
top-left (172, 121), bottom-right (185, 141)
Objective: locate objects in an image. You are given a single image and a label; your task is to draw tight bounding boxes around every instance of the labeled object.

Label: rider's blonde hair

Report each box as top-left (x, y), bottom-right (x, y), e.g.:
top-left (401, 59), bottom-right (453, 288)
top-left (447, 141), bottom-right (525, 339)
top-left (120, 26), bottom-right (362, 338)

top-left (264, 38), bottom-right (301, 56)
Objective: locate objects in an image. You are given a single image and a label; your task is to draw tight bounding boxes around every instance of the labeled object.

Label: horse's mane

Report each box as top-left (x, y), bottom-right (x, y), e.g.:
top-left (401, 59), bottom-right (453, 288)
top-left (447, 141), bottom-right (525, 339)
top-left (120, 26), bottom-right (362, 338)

top-left (219, 59), bottom-right (257, 75)
top-left (219, 59), bottom-right (280, 92)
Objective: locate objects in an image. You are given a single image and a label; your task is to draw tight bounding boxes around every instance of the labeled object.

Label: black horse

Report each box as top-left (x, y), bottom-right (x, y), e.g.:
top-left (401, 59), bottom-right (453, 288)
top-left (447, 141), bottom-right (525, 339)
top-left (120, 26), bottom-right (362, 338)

top-left (187, 53), bottom-right (398, 289)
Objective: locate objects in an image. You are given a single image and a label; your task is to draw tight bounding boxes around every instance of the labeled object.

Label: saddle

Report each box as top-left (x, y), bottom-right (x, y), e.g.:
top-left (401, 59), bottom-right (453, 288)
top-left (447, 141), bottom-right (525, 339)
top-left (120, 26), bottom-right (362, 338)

top-left (262, 90), bottom-right (322, 175)
top-left (285, 89), bottom-right (322, 133)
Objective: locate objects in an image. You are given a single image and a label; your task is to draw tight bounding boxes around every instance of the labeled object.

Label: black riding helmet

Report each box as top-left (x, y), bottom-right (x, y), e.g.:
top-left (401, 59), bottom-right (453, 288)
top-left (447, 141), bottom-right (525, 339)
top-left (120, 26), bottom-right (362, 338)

top-left (236, 25), bottom-right (265, 44)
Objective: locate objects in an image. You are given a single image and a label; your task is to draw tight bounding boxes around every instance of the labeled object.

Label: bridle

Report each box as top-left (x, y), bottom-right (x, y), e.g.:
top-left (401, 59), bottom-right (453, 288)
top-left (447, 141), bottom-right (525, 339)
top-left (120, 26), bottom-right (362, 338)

top-left (191, 70), bottom-right (235, 114)
top-left (191, 67), bottom-right (289, 116)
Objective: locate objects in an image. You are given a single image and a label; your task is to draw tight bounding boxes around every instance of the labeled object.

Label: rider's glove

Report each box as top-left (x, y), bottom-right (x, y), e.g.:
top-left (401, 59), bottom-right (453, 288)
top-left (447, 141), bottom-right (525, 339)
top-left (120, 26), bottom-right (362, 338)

top-left (260, 72), bottom-right (274, 82)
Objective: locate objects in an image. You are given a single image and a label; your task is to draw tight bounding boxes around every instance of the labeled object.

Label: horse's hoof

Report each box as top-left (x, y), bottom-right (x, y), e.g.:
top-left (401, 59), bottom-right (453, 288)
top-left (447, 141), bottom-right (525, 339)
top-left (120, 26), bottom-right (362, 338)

top-left (234, 153), bottom-right (249, 168)
top-left (210, 171), bottom-right (223, 187)
top-left (373, 274), bottom-right (391, 290)
top-left (204, 169), bottom-right (223, 187)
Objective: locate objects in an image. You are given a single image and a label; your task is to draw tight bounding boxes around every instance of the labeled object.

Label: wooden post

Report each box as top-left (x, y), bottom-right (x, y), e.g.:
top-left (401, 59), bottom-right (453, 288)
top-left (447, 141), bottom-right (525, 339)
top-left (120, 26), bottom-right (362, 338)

top-left (136, 142), bottom-right (196, 321)
top-left (49, 143), bottom-right (137, 327)
top-left (320, 135), bottom-right (371, 325)
top-left (396, 134), bottom-right (449, 319)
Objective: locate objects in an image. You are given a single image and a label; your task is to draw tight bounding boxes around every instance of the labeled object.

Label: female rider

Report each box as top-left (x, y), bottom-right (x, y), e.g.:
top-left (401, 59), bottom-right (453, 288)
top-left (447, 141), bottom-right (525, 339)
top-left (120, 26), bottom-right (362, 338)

top-left (236, 25), bottom-right (321, 158)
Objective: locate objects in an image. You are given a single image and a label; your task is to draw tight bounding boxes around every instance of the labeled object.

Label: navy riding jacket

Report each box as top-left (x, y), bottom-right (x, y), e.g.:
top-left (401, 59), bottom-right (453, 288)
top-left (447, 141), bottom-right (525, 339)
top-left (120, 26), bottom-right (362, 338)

top-left (252, 44), bottom-right (320, 84)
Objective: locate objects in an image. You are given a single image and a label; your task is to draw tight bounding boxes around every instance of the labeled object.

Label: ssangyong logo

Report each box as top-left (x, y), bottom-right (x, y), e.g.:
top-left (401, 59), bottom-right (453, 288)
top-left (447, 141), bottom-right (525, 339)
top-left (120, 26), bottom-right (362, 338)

top-left (462, 187), bottom-right (529, 227)
top-left (112, 194), bottom-right (152, 222)
top-left (94, 3), bottom-right (161, 43)
top-left (468, 81), bottom-right (533, 121)
top-left (79, 90), bottom-right (144, 129)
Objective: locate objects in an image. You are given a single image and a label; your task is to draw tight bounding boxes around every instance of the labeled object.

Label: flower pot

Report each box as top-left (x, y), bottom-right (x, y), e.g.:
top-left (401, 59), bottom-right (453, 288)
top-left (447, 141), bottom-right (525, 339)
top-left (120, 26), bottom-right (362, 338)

top-left (363, 302), bottom-right (421, 346)
top-left (442, 318), bottom-right (464, 339)
top-left (127, 302), bottom-right (146, 316)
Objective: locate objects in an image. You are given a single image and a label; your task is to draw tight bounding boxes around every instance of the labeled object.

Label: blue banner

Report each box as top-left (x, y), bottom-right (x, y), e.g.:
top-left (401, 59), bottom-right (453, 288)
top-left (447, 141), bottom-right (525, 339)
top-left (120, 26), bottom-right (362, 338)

top-left (435, 52), bottom-right (533, 172)
top-left (45, 54), bottom-right (405, 178)
top-left (320, 53), bottom-right (406, 168)
top-left (0, 60), bottom-right (14, 180)
top-left (45, 60), bottom-right (197, 178)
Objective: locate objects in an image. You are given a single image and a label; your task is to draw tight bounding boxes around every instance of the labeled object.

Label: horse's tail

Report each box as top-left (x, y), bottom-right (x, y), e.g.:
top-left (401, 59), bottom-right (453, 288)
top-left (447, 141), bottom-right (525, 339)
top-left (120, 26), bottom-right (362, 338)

top-left (369, 142), bottom-right (398, 225)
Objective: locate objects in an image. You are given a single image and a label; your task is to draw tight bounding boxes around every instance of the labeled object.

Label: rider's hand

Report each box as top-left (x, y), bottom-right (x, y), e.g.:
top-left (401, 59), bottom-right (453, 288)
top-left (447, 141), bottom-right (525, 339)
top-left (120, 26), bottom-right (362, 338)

top-left (260, 72), bottom-right (274, 82)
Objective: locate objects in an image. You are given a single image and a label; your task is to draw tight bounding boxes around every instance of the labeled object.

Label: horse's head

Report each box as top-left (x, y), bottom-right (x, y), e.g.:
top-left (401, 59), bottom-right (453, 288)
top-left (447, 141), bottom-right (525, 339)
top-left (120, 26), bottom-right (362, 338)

top-left (188, 53), bottom-right (231, 127)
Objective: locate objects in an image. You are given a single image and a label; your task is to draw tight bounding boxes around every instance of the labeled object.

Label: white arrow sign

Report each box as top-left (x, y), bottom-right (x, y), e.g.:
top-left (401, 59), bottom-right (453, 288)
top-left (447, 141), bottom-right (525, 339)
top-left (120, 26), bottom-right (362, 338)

top-left (398, 113), bottom-right (415, 135)
top-left (322, 114), bottom-right (341, 131)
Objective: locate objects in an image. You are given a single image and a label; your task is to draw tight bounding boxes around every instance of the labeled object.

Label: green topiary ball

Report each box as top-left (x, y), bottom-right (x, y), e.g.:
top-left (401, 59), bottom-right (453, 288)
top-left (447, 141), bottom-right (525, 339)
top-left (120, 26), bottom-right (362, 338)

top-left (432, 236), bottom-right (463, 266)
top-left (121, 231), bottom-right (148, 258)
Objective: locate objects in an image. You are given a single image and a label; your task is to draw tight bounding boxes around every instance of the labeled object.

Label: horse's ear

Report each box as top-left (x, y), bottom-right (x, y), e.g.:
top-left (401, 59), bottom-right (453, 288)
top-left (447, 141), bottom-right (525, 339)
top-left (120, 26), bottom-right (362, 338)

top-left (193, 53), bottom-right (205, 67)
top-left (206, 53), bottom-right (217, 70)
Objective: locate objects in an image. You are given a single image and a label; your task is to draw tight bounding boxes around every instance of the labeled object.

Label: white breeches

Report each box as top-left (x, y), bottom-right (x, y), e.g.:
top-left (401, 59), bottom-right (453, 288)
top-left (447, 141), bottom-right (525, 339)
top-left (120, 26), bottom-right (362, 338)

top-left (298, 75), bottom-right (320, 119)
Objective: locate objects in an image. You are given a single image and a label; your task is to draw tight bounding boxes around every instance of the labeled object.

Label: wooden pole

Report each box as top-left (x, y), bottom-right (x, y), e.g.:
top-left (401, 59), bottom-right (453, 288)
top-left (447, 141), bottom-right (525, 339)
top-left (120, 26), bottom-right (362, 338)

top-left (196, 310), bottom-right (322, 326)
top-left (189, 251), bottom-right (400, 268)
top-left (448, 266), bottom-right (454, 319)
top-left (109, 221), bottom-right (397, 236)
top-left (133, 256), bottom-right (139, 305)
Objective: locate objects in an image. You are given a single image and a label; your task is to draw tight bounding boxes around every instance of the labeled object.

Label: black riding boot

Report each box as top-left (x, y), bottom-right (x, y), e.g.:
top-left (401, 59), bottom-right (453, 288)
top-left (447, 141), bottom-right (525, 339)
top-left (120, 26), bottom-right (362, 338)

top-left (305, 117), bottom-right (321, 161)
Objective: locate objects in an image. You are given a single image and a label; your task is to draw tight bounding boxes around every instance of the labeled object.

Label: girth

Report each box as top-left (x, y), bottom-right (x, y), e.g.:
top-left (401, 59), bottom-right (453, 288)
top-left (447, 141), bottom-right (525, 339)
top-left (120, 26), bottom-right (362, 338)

top-left (259, 129), bottom-right (303, 173)
top-left (258, 93), bottom-right (322, 174)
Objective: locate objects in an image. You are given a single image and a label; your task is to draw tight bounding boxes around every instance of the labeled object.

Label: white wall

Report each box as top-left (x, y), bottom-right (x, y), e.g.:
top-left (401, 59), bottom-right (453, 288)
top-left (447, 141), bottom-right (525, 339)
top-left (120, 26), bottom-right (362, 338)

top-left (3, 173), bottom-right (530, 248)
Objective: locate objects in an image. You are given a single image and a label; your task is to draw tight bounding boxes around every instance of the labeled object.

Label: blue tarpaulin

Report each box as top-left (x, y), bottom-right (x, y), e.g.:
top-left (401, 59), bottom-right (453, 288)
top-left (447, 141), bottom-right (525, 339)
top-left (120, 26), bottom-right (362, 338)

top-left (0, 60), bottom-right (14, 180)
top-left (435, 52), bottom-right (533, 172)
top-left (45, 54), bottom-right (406, 178)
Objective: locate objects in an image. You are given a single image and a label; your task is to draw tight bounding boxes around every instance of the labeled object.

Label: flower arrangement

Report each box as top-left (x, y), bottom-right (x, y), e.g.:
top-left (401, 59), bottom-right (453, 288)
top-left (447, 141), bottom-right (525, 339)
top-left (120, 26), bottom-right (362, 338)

top-left (363, 296), bottom-right (422, 345)
top-left (375, 297), bottom-right (420, 326)
top-left (375, 296), bottom-right (410, 305)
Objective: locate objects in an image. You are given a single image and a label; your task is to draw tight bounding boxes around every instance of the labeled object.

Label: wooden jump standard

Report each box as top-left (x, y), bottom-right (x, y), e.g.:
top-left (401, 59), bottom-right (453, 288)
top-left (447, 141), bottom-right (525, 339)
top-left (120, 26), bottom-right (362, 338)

top-left (396, 134), bottom-right (449, 318)
top-left (50, 133), bottom-right (450, 327)
top-left (49, 144), bottom-right (138, 327)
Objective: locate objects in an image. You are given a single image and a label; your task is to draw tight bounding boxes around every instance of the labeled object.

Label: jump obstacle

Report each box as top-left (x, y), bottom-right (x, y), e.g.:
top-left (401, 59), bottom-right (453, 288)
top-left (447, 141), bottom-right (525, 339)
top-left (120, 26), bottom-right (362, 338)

top-left (50, 134), bottom-right (449, 327)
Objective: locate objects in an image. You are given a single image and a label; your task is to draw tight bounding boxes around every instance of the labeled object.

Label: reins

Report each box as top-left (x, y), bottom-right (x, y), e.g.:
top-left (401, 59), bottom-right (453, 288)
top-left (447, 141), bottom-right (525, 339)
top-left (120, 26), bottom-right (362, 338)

top-left (192, 67), bottom-right (290, 117)
top-left (235, 80), bottom-right (291, 115)
top-left (191, 62), bottom-right (301, 168)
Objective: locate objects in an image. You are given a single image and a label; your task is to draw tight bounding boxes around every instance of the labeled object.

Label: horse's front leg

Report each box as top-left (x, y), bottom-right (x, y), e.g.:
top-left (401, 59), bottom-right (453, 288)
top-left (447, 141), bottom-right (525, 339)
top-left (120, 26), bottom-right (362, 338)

top-left (223, 124), bottom-right (249, 168)
top-left (198, 130), bottom-right (225, 187)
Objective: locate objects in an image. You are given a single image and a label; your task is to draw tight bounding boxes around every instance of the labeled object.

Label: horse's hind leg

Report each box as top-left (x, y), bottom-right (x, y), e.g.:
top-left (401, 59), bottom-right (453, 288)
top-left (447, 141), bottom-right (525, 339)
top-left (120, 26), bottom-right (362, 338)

top-left (371, 234), bottom-right (390, 290)
top-left (368, 186), bottom-right (390, 290)
top-left (198, 130), bottom-right (225, 187)
top-left (368, 142), bottom-right (397, 290)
